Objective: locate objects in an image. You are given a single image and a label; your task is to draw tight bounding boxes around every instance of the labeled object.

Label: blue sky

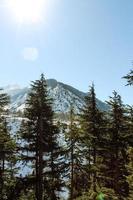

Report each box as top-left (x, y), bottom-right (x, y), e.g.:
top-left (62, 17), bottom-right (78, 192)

top-left (0, 0), bottom-right (133, 104)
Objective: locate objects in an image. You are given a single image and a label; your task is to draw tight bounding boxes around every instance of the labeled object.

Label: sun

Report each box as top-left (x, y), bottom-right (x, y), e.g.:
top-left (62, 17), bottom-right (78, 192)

top-left (9, 0), bottom-right (44, 24)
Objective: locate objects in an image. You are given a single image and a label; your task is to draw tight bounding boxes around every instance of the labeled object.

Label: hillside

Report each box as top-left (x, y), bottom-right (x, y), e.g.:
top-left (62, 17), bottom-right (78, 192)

top-left (2, 79), bottom-right (108, 113)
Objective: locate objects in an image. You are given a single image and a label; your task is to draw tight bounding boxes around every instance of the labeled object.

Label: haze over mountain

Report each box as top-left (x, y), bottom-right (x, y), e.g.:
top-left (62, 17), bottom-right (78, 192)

top-left (2, 79), bottom-right (108, 113)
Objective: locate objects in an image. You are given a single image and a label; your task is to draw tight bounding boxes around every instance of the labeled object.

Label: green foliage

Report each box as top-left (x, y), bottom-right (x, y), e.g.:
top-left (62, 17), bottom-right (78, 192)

top-left (18, 190), bottom-right (35, 200)
top-left (0, 89), bottom-right (17, 200)
top-left (75, 188), bottom-right (119, 200)
top-left (105, 92), bottom-right (129, 199)
top-left (123, 69), bottom-right (133, 85)
top-left (19, 74), bottom-right (65, 200)
top-left (0, 74), bottom-right (133, 200)
top-left (65, 106), bottom-right (85, 199)
top-left (76, 89), bottom-right (131, 200)
top-left (79, 84), bottom-right (106, 193)
top-left (127, 147), bottom-right (133, 200)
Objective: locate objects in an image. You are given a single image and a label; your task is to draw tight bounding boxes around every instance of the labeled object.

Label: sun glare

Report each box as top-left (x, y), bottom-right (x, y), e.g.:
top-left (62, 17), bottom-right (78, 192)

top-left (9, 0), bottom-right (44, 24)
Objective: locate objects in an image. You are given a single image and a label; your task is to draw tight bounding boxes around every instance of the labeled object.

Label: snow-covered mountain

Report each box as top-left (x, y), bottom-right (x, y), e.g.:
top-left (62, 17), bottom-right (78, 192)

top-left (2, 79), bottom-right (108, 113)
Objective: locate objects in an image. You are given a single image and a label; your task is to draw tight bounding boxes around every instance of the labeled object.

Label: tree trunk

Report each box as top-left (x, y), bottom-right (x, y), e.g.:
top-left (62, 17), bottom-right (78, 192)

top-left (38, 116), bottom-right (43, 200)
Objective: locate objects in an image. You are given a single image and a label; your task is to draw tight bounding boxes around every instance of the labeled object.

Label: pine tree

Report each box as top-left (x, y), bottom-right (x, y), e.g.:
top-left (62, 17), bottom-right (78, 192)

top-left (105, 91), bottom-right (129, 199)
top-left (0, 89), bottom-right (17, 200)
top-left (126, 105), bottom-right (133, 147)
top-left (43, 123), bottom-right (66, 200)
top-left (79, 84), bottom-right (105, 194)
top-left (125, 106), bottom-right (133, 199)
top-left (123, 69), bottom-right (133, 85)
top-left (19, 74), bottom-right (65, 200)
top-left (65, 106), bottom-right (86, 200)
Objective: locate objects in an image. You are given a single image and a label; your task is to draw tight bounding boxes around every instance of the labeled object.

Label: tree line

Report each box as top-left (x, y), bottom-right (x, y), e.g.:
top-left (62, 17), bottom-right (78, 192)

top-left (0, 72), bottom-right (133, 200)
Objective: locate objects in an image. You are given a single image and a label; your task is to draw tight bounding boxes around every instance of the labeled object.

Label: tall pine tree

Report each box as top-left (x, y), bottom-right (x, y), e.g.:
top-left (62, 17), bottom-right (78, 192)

top-left (79, 84), bottom-right (105, 194)
top-left (19, 74), bottom-right (65, 200)
top-left (0, 89), bottom-right (17, 200)
top-left (65, 106), bottom-right (85, 199)
top-left (105, 91), bottom-right (129, 199)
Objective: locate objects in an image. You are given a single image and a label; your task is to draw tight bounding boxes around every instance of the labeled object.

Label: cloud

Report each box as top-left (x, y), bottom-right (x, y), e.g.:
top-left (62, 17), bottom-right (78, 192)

top-left (22, 47), bottom-right (39, 61)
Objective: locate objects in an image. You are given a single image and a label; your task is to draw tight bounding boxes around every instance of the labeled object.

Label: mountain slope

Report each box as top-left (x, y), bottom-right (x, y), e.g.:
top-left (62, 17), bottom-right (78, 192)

top-left (3, 79), bottom-right (109, 113)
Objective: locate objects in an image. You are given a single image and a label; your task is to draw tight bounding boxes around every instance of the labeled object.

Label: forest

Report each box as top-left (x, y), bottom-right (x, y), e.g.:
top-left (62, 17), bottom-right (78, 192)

top-left (0, 70), bottom-right (133, 200)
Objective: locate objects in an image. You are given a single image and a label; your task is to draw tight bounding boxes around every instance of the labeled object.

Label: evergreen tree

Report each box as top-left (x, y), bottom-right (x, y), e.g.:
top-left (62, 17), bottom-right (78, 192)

top-left (105, 91), bottom-right (129, 199)
top-left (123, 69), bottom-right (133, 85)
top-left (0, 89), bottom-right (17, 200)
top-left (126, 105), bottom-right (133, 147)
top-left (127, 147), bottom-right (133, 200)
top-left (126, 106), bottom-right (133, 199)
top-left (19, 74), bottom-right (64, 200)
top-left (79, 84), bottom-right (105, 194)
top-left (65, 106), bottom-right (86, 200)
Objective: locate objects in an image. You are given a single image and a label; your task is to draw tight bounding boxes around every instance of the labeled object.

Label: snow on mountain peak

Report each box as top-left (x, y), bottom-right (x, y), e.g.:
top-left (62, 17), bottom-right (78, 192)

top-left (3, 84), bottom-right (21, 91)
top-left (2, 79), bottom-right (108, 113)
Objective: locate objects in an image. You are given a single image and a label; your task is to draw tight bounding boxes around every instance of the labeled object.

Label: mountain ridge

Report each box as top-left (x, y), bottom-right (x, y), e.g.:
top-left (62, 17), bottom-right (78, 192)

top-left (2, 79), bottom-right (109, 113)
